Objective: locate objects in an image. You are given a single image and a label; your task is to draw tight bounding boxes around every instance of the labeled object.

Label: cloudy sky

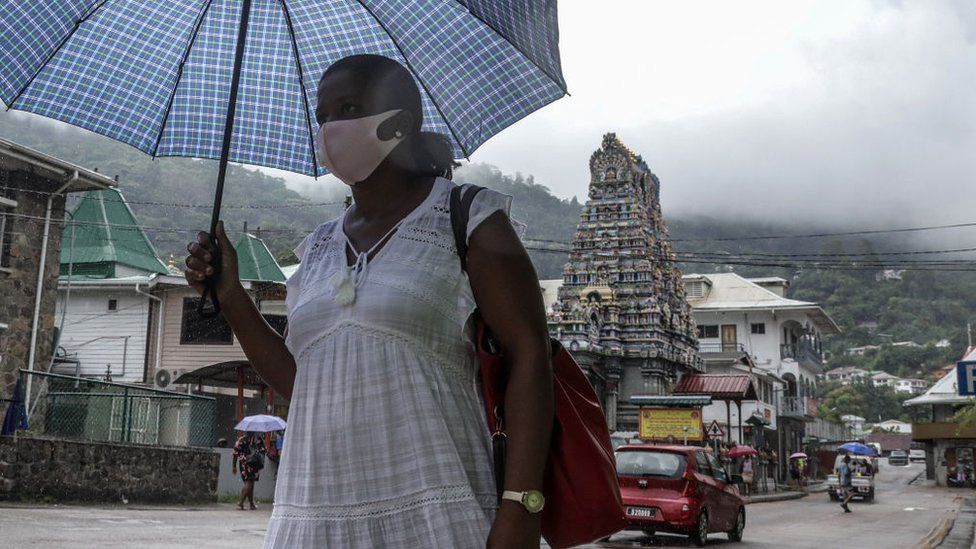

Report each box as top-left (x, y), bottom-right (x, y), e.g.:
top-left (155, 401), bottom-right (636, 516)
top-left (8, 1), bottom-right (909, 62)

top-left (278, 1), bottom-right (976, 226)
top-left (455, 0), bottom-right (975, 227)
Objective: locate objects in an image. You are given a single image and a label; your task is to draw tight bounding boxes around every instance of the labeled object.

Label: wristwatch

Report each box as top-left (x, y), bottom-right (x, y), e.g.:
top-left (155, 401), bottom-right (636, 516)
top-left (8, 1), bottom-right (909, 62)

top-left (501, 490), bottom-right (545, 513)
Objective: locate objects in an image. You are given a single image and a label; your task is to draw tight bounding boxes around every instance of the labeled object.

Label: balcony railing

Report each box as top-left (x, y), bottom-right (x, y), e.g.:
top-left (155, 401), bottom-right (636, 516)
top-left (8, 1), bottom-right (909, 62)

top-left (698, 342), bottom-right (747, 354)
top-left (780, 341), bottom-right (823, 367)
top-left (780, 396), bottom-right (818, 420)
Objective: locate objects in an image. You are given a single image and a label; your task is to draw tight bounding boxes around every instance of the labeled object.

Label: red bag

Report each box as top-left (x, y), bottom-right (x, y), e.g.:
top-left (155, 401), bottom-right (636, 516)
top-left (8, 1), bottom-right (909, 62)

top-left (451, 185), bottom-right (627, 548)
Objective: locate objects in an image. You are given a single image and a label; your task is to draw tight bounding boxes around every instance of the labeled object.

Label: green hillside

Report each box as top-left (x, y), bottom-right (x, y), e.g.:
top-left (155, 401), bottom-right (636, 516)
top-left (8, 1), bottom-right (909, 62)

top-left (3, 112), bottom-right (974, 378)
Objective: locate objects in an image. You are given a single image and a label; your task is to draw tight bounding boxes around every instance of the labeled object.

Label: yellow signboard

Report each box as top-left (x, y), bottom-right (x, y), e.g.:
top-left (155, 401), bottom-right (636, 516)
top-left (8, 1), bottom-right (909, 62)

top-left (639, 407), bottom-right (704, 442)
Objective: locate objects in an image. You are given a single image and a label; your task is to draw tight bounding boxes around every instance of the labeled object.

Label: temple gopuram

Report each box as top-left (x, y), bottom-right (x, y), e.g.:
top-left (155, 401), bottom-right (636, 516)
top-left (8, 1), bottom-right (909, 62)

top-left (548, 133), bottom-right (702, 430)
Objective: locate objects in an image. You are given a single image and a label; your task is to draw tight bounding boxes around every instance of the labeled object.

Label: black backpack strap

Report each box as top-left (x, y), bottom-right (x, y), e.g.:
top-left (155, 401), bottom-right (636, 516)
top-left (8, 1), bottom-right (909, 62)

top-left (449, 183), bottom-right (486, 271)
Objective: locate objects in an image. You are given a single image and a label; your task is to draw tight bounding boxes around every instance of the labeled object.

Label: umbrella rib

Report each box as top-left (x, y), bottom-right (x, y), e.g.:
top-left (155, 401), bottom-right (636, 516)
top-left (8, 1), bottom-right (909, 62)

top-left (6, 0), bottom-right (114, 110)
top-left (351, 0), bottom-right (470, 159)
top-left (151, 0), bottom-right (215, 158)
top-left (448, 1), bottom-right (567, 94)
top-left (279, 0), bottom-right (319, 177)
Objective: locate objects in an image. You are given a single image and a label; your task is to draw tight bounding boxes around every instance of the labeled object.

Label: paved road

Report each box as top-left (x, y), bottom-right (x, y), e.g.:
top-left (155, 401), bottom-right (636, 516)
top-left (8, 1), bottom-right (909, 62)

top-left (586, 460), bottom-right (962, 548)
top-left (0, 461), bottom-right (964, 548)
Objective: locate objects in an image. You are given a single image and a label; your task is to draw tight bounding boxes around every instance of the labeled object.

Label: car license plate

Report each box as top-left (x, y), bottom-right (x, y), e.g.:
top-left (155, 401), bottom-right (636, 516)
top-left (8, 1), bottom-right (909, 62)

top-left (627, 507), bottom-right (655, 518)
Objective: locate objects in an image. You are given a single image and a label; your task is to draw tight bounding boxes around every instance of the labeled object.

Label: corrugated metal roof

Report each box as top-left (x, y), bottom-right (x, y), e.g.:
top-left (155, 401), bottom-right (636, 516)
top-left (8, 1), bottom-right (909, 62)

top-left (59, 188), bottom-right (168, 277)
top-left (235, 232), bottom-right (286, 282)
top-left (672, 374), bottom-right (758, 400)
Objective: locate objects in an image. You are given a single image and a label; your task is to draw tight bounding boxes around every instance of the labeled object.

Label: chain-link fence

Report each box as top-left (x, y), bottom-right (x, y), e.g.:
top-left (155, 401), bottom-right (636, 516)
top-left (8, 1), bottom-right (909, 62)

top-left (18, 369), bottom-right (216, 448)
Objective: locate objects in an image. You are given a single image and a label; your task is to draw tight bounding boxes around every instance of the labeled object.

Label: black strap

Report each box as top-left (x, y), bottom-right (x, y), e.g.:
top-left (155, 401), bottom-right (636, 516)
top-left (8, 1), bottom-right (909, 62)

top-left (449, 184), bottom-right (486, 270)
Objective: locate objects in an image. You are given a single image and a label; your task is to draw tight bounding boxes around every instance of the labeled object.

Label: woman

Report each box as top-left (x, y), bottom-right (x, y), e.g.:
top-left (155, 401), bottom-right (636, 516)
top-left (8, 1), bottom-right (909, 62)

top-left (185, 55), bottom-right (553, 548)
top-left (740, 456), bottom-right (754, 496)
top-left (232, 432), bottom-right (266, 510)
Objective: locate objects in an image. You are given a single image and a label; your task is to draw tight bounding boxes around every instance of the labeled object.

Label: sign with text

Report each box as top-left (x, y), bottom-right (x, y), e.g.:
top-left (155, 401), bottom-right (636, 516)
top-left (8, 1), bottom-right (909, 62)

top-left (639, 407), bottom-right (703, 442)
top-left (957, 361), bottom-right (976, 396)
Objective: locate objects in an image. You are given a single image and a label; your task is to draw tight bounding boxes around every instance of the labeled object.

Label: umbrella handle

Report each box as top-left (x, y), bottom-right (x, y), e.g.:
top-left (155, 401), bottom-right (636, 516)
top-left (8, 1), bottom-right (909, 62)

top-left (197, 233), bottom-right (222, 318)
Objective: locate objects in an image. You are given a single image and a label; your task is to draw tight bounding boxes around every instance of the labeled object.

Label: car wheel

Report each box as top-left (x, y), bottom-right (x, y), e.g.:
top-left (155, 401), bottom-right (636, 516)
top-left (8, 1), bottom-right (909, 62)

top-left (728, 508), bottom-right (745, 542)
top-left (642, 529), bottom-right (656, 537)
top-left (691, 511), bottom-right (709, 547)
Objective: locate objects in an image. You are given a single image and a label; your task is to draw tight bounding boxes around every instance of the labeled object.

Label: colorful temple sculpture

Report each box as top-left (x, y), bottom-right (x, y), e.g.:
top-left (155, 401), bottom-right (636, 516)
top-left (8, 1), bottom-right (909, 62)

top-left (548, 133), bottom-right (702, 430)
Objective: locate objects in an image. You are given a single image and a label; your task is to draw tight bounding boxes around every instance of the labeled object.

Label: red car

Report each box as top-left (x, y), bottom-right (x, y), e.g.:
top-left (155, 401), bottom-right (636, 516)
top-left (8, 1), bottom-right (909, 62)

top-left (612, 444), bottom-right (746, 546)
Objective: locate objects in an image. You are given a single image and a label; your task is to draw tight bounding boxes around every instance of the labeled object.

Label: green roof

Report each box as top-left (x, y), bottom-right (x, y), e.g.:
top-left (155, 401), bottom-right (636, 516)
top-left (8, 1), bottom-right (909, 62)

top-left (235, 232), bottom-right (286, 282)
top-left (59, 188), bottom-right (168, 278)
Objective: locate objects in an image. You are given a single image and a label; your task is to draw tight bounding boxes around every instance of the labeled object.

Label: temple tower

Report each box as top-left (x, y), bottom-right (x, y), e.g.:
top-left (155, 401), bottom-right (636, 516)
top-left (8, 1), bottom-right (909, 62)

top-left (548, 133), bottom-right (701, 430)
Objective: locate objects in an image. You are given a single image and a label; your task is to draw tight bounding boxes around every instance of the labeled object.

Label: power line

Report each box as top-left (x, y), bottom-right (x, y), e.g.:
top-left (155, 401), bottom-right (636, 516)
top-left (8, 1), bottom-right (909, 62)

top-left (4, 185), bottom-right (344, 209)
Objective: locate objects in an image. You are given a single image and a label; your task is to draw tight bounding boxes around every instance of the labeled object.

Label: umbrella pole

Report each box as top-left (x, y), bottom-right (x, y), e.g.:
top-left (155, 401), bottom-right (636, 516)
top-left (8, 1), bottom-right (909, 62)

top-left (199, 0), bottom-right (253, 318)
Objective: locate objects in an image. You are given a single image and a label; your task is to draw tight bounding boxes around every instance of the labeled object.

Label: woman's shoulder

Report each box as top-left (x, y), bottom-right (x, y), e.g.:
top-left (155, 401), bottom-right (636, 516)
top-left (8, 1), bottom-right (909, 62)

top-left (294, 217), bottom-right (342, 263)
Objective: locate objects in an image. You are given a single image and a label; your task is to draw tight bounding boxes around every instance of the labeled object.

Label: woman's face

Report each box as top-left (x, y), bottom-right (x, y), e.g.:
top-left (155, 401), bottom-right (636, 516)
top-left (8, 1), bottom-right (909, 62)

top-left (315, 68), bottom-right (413, 138)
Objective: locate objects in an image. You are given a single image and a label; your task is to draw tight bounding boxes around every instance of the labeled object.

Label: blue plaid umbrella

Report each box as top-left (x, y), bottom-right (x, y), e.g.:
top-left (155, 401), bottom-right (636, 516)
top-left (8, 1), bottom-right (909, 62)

top-left (0, 0), bottom-right (566, 311)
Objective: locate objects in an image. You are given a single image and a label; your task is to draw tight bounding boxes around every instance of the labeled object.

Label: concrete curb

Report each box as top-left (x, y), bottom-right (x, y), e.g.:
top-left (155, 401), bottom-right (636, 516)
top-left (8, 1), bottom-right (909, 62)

top-left (744, 491), bottom-right (806, 505)
top-left (916, 509), bottom-right (956, 549)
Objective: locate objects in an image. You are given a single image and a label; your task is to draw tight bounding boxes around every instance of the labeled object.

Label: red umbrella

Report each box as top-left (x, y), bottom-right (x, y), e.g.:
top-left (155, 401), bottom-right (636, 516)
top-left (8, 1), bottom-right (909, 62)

top-left (728, 445), bottom-right (758, 458)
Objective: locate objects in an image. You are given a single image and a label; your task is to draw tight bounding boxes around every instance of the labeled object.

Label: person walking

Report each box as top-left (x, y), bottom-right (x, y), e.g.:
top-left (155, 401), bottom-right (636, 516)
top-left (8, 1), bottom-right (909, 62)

top-left (838, 454), bottom-right (855, 513)
top-left (185, 55), bottom-right (553, 548)
top-left (232, 432), bottom-right (267, 510)
top-left (741, 456), bottom-right (755, 496)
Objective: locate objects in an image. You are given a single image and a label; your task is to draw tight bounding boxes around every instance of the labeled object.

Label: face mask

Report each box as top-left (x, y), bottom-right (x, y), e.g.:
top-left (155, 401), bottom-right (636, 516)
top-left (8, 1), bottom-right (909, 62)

top-left (316, 109), bottom-right (405, 185)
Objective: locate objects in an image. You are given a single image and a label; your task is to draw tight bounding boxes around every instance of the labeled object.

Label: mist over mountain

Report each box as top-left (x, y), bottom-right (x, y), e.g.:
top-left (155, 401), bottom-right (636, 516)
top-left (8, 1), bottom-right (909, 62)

top-left (3, 110), bottom-right (974, 366)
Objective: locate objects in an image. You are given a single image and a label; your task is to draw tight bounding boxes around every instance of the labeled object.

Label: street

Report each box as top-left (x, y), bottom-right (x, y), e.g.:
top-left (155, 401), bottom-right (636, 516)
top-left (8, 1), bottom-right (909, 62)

top-left (586, 460), bottom-right (961, 548)
top-left (0, 460), bottom-right (966, 548)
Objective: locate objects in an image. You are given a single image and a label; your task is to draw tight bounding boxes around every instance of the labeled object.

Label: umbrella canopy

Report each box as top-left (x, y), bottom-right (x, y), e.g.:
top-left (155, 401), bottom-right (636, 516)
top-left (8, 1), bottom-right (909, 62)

top-left (0, 1), bottom-right (566, 174)
top-left (235, 414), bottom-right (287, 432)
top-left (790, 452), bottom-right (808, 459)
top-left (727, 445), bottom-right (757, 458)
top-left (838, 442), bottom-right (877, 456)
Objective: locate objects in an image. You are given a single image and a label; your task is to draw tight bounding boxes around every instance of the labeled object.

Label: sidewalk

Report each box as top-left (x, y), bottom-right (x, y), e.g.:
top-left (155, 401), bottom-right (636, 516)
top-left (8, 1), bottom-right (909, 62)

top-left (744, 490), bottom-right (806, 504)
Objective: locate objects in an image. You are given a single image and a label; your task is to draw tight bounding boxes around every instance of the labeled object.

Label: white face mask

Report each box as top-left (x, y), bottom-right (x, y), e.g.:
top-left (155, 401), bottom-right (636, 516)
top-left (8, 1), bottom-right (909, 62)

top-left (316, 109), bottom-right (405, 186)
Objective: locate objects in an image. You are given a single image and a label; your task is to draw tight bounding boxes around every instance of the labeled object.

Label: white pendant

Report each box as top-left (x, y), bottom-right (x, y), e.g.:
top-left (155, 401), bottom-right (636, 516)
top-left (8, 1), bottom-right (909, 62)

top-left (330, 267), bottom-right (356, 306)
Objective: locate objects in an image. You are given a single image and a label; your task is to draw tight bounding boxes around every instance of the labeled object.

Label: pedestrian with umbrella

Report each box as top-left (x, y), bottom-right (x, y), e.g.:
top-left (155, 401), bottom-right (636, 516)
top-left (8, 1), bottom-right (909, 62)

top-left (3, 1), bottom-right (569, 546)
top-left (233, 428), bottom-right (268, 511)
top-left (3, 2), bottom-right (568, 546)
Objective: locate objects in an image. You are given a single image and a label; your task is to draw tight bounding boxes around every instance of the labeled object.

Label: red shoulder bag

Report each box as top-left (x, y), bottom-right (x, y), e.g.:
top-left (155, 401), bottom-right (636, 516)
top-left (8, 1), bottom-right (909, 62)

top-left (450, 184), bottom-right (626, 548)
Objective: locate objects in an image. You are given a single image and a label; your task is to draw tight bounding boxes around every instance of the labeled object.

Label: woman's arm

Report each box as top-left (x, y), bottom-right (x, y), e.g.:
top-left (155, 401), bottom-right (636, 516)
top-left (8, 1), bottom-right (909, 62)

top-left (466, 211), bottom-right (553, 548)
top-left (185, 221), bottom-right (297, 399)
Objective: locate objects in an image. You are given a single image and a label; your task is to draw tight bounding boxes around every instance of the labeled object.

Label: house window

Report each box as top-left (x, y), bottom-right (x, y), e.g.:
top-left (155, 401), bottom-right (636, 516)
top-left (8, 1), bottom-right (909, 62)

top-left (108, 299), bottom-right (118, 311)
top-left (697, 325), bottom-right (719, 339)
top-left (0, 195), bottom-right (16, 269)
top-left (180, 297), bottom-right (233, 344)
top-left (751, 323), bottom-right (765, 335)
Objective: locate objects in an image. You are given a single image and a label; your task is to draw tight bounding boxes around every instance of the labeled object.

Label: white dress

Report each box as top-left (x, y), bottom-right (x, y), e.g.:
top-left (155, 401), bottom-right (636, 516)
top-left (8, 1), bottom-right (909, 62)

top-left (265, 177), bottom-right (513, 548)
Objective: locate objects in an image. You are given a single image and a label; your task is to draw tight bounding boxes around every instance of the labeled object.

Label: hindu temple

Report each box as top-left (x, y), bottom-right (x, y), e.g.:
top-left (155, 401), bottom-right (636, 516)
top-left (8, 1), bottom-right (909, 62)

top-left (548, 133), bottom-right (702, 430)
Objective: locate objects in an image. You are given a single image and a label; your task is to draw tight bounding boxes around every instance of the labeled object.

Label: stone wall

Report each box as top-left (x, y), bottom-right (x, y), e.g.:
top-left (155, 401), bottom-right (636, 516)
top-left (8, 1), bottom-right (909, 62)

top-left (0, 167), bottom-right (66, 401)
top-left (0, 436), bottom-right (219, 504)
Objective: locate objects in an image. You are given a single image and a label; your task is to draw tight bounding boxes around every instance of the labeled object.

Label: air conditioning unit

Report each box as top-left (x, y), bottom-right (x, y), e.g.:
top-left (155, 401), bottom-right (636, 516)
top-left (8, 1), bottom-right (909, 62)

top-left (153, 368), bottom-right (187, 390)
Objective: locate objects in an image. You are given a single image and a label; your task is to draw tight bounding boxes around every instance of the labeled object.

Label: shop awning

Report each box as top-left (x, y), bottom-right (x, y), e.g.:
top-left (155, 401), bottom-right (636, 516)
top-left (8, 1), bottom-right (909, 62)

top-left (672, 374), bottom-right (758, 401)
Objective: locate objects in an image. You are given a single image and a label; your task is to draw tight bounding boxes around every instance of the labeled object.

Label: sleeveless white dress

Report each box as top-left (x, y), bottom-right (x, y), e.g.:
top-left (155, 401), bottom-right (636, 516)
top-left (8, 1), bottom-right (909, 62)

top-left (265, 177), bottom-right (513, 548)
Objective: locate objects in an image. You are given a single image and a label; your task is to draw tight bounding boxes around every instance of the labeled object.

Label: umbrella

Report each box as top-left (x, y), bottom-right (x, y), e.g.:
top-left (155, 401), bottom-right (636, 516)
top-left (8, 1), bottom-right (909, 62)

top-left (0, 0), bottom-right (567, 314)
top-left (235, 414), bottom-right (287, 432)
top-left (789, 452), bottom-right (808, 459)
top-left (1, 378), bottom-right (29, 436)
top-left (727, 445), bottom-right (757, 458)
top-left (838, 442), bottom-right (877, 456)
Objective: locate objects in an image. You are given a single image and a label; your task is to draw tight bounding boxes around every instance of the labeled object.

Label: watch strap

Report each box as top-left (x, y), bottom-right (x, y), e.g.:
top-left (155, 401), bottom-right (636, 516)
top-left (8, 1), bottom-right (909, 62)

top-left (501, 490), bottom-right (525, 504)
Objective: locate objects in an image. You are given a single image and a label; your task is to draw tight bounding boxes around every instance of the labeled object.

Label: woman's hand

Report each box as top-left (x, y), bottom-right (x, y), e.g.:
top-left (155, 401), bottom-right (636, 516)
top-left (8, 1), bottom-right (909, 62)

top-left (184, 220), bottom-right (242, 302)
top-left (486, 503), bottom-right (542, 549)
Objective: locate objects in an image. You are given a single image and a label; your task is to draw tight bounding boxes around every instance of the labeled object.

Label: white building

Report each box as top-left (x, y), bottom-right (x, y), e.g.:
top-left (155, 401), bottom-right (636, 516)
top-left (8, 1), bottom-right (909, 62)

top-left (841, 414), bottom-right (867, 435)
top-left (683, 273), bottom-right (841, 456)
top-left (54, 189), bottom-right (169, 384)
top-left (873, 419), bottom-right (912, 434)
top-left (894, 378), bottom-right (928, 395)
top-left (871, 371), bottom-right (901, 388)
top-left (847, 345), bottom-right (881, 356)
top-left (824, 366), bottom-right (871, 385)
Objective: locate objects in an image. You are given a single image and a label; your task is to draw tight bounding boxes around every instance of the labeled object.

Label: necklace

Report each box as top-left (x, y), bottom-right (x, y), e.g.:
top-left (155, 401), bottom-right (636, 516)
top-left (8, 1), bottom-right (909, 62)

top-left (330, 219), bottom-right (404, 306)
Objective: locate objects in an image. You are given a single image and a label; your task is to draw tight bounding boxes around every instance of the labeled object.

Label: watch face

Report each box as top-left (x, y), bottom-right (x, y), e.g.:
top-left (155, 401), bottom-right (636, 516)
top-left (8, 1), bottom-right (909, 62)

top-left (524, 490), bottom-right (545, 513)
